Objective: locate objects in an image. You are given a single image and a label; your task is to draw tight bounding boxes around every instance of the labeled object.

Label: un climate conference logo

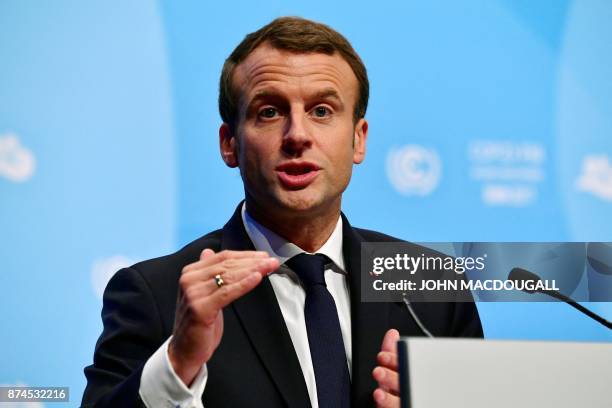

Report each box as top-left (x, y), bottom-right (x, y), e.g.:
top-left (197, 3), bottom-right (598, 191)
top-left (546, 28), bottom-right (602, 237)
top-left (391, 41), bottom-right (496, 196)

top-left (386, 145), bottom-right (441, 196)
top-left (0, 133), bottom-right (35, 183)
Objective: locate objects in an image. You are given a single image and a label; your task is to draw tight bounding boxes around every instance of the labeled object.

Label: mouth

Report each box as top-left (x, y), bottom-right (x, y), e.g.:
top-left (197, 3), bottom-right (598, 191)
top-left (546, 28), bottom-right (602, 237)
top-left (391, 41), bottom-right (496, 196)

top-left (275, 161), bottom-right (321, 189)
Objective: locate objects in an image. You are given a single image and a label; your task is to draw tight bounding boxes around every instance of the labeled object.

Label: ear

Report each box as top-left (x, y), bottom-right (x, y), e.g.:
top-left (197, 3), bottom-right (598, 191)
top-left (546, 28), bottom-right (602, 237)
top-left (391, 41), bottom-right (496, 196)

top-left (219, 123), bottom-right (239, 168)
top-left (352, 118), bottom-right (368, 164)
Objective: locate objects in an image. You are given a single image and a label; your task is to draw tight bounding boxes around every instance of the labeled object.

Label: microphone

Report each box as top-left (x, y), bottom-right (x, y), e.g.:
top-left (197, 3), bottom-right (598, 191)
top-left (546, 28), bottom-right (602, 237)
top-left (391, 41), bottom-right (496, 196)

top-left (508, 267), bottom-right (612, 330)
top-left (402, 294), bottom-right (434, 338)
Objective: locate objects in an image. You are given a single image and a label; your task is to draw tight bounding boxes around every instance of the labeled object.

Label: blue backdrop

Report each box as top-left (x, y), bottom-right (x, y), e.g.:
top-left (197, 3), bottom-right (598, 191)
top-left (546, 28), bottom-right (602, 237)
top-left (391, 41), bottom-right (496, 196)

top-left (1, 1), bottom-right (611, 405)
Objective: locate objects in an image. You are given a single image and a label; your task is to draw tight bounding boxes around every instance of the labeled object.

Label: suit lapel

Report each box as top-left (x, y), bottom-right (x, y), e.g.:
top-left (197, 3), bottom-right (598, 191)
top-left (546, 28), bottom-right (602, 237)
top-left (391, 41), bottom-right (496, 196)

top-left (342, 214), bottom-right (390, 407)
top-left (222, 204), bottom-right (311, 408)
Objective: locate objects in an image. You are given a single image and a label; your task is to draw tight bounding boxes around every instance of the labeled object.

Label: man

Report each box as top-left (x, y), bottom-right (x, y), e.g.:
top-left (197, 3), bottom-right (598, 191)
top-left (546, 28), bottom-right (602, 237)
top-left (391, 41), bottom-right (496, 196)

top-left (82, 16), bottom-right (482, 408)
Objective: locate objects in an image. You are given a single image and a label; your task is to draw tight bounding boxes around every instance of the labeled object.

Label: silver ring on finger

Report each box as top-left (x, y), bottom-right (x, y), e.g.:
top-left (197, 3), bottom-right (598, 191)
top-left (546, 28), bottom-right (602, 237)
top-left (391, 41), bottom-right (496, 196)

top-left (214, 274), bottom-right (225, 288)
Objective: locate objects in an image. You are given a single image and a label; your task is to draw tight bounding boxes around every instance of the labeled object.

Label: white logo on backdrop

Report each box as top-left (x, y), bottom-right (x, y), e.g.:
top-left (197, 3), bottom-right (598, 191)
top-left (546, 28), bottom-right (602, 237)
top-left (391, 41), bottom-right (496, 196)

top-left (386, 145), bottom-right (441, 196)
top-left (0, 133), bottom-right (36, 182)
top-left (482, 185), bottom-right (536, 206)
top-left (0, 383), bottom-right (44, 407)
top-left (91, 255), bottom-right (135, 299)
top-left (576, 154), bottom-right (612, 201)
top-left (468, 140), bottom-right (546, 206)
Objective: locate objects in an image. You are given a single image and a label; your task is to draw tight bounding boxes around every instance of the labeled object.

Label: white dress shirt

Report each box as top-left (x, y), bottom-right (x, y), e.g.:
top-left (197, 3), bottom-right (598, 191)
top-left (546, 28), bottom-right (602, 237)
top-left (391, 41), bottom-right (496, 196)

top-left (139, 204), bottom-right (352, 408)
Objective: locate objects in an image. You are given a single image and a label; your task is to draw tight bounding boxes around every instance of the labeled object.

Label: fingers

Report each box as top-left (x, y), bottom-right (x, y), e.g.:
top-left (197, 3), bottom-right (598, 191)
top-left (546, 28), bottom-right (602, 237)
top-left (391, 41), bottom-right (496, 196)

top-left (380, 328), bottom-right (400, 353)
top-left (177, 248), bottom-right (280, 324)
top-left (182, 249), bottom-right (268, 274)
top-left (194, 271), bottom-right (263, 322)
top-left (184, 262), bottom-right (275, 298)
top-left (377, 351), bottom-right (398, 371)
top-left (372, 366), bottom-right (399, 395)
top-left (373, 328), bottom-right (401, 407)
top-left (201, 248), bottom-right (215, 259)
top-left (197, 249), bottom-right (270, 266)
top-left (185, 257), bottom-right (278, 284)
top-left (171, 249), bottom-right (275, 385)
top-left (181, 250), bottom-right (279, 286)
top-left (373, 387), bottom-right (400, 408)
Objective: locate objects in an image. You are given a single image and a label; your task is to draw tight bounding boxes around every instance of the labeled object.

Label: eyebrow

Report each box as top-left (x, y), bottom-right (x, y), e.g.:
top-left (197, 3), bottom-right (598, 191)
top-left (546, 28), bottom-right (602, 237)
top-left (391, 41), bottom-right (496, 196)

top-left (252, 89), bottom-right (278, 99)
top-left (246, 89), bottom-right (282, 109)
top-left (248, 87), bottom-right (343, 106)
top-left (314, 88), bottom-right (342, 102)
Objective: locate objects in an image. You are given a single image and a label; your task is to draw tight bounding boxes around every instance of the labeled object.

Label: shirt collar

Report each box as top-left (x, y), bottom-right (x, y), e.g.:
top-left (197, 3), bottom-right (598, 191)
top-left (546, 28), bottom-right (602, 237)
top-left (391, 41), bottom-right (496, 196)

top-left (241, 202), bottom-right (346, 272)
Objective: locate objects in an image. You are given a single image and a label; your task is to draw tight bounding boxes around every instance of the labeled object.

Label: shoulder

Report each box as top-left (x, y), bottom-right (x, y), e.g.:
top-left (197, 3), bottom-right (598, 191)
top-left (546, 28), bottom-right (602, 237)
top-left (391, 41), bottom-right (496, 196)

top-left (352, 227), bottom-right (402, 243)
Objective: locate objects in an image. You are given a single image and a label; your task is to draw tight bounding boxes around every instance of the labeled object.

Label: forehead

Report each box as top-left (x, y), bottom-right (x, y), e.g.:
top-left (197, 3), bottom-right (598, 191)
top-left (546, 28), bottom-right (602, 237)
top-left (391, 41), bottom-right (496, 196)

top-left (232, 44), bottom-right (358, 102)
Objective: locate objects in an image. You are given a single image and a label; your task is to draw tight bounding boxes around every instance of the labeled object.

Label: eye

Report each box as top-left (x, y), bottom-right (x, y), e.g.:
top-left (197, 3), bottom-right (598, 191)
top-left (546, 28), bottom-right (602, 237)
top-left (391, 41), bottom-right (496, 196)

top-left (259, 107), bottom-right (278, 119)
top-left (313, 106), bottom-right (331, 118)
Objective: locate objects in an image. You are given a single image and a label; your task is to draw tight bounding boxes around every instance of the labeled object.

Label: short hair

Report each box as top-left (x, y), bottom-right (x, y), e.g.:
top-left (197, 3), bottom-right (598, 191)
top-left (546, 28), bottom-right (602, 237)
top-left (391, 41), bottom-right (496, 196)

top-left (219, 16), bottom-right (369, 131)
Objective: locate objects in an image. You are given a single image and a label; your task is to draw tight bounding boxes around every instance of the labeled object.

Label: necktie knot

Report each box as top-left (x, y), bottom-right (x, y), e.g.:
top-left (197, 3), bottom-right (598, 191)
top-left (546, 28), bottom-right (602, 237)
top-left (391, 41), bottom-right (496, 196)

top-left (286, 253), bottom-right (328, 288)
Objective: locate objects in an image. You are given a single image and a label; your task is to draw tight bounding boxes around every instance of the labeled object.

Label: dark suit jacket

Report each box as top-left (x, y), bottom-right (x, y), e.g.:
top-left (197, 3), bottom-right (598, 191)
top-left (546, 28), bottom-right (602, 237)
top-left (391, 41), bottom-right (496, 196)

top-left (82, 204), bottom-right (483, 407)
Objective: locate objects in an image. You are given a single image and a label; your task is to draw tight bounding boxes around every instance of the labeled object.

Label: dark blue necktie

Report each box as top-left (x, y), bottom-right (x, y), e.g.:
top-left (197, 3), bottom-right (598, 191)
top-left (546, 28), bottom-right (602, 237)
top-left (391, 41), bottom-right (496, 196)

top-left (286, 253), bottom-right (350, 408)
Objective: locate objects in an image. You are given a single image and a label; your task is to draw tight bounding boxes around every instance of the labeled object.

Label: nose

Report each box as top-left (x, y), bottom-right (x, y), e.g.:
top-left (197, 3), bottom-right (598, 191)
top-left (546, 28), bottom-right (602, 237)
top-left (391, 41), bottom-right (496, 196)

top-left (282, 112), bottom-right (312, 156)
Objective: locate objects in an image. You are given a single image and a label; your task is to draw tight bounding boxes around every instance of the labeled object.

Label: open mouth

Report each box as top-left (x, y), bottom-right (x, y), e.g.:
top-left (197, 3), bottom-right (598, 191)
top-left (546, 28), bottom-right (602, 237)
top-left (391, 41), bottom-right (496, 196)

top-left (275, 162), bottom-right (321, 189)
top-left (283, 165), bottom-right (316, 175)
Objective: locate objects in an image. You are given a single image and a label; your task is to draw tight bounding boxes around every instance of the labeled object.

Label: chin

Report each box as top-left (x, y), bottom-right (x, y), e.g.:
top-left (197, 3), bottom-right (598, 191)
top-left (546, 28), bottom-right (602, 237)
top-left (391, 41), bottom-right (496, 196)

top-left (276, 191), bottom-right (340, 217)
top-left (274, 192), bottom-right (322, 212)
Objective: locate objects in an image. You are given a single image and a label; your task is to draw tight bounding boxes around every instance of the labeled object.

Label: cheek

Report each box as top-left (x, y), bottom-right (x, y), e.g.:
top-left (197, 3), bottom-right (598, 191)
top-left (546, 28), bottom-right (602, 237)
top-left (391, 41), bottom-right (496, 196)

top-left (325, 143), bottom-right (355, 180)
top-left (239, 139), bottom-right (276, 179)
top-left (338, 133), bottom-right (358, 162)
top-left (239, 135), bottom-right (262, 162)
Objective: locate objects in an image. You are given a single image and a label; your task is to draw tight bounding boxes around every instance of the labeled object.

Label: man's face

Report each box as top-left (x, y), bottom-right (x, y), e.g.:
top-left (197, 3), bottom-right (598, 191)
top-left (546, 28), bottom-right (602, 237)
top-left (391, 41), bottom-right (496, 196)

top-left (220, 43), bottom-right (368, 218)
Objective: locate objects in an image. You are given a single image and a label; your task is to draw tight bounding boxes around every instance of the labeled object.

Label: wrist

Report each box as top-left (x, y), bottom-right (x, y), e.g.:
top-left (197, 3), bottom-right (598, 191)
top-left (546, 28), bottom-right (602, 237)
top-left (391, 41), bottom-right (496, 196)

top-left (168, 338), bottom-right (202, 387)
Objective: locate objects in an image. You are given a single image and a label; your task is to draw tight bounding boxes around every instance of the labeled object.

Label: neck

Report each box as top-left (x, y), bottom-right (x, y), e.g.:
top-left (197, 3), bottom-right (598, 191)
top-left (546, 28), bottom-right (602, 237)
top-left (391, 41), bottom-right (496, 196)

top-left (245, 198), bottom-right (341, 253)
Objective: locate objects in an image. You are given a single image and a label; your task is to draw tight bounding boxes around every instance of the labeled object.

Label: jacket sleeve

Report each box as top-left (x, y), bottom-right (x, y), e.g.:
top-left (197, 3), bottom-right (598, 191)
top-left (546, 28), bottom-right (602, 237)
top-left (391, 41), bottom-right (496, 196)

top-left (81, 266), bottom-right (166, 407)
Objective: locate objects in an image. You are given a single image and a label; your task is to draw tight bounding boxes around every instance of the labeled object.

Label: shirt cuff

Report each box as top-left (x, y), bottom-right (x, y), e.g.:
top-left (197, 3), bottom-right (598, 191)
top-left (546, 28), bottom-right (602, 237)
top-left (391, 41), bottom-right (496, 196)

top-left (139, 336), bottom-right (208, 408)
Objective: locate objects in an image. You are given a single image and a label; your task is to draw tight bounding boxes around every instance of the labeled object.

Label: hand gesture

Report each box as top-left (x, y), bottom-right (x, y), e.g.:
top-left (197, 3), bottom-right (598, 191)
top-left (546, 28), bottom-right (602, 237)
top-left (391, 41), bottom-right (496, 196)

top-left (372, 329), bottom-right (401, 408)
top-left (168, 249), bottom-right (279, 385)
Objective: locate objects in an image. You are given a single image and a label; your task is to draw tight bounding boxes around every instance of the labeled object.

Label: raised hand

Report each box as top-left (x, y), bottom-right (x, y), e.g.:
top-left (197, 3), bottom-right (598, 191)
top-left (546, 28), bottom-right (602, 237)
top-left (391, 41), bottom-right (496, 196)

top-left (372, 328), bottom-right (400, 408)
top-left (168, 248), bottom-right (279, 385)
